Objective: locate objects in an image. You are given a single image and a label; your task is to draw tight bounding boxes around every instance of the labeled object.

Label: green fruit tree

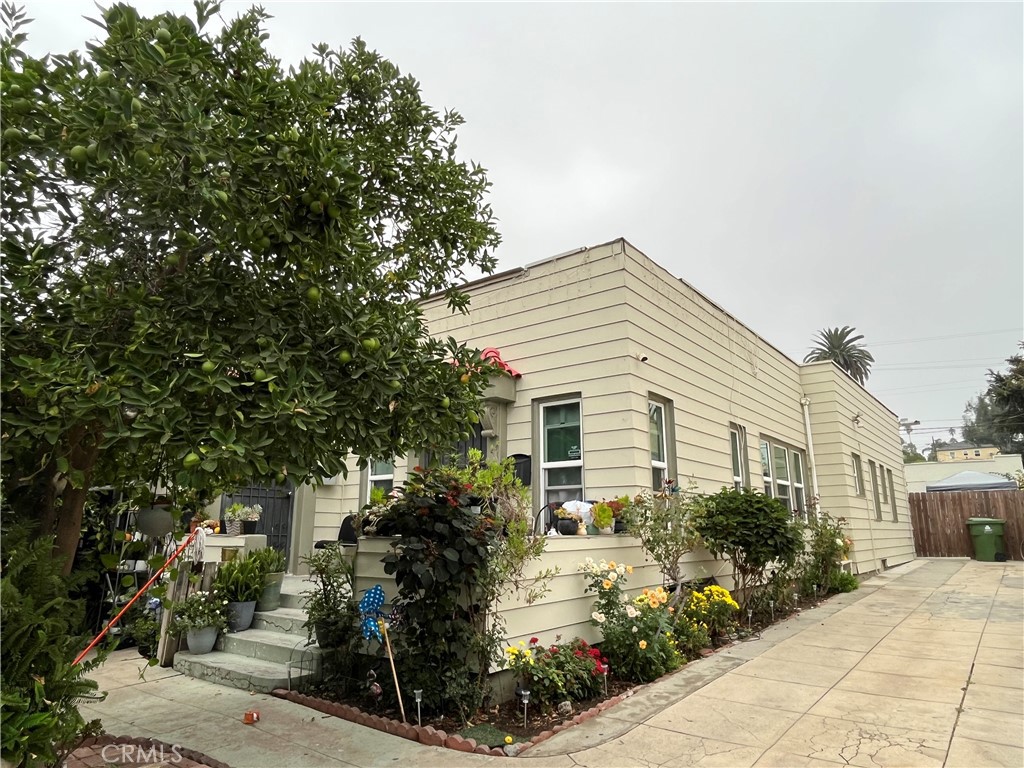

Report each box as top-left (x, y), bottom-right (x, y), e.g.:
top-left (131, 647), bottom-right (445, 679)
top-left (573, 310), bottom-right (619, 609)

top-left (0, 2), bottom-right (501, 570)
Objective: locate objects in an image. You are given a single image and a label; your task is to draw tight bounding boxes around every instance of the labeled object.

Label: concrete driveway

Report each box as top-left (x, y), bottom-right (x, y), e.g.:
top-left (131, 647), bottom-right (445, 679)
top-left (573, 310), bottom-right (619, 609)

top-left (78, 559), bottom-right (1022, 767)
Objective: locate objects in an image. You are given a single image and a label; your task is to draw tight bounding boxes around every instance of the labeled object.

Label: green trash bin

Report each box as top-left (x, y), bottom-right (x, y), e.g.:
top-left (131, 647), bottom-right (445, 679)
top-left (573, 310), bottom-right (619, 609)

top-left (966, 518), bottom-right (1006, 562)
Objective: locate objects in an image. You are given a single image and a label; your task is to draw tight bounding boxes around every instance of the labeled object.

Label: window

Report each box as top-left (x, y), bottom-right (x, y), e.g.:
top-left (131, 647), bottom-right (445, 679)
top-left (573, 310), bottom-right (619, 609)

top-left (649, 401), bottom-right (667, 491)
top-left (879, 463), bottom-right (888, 504)
top-left (974, 449), bottom-right (981, 457)
top-left (869, 460), bottom-right (882, 521)
top-left (541, 399), bottom-right (583, 505)
top-left (760, 440), bottom-right (773, 497)
top-left (759, 437), bottom-right (806, 515)
top-left (949, 452), bottom-right (955, 459)
top-left (887, 468), bottom-right (898, 522)
top-left (730, 425), bottom-right (749, 491)
top-left (852, 454), bottom-right (864, 496)
top-left (791, 450), bottom-right (806, 518)
top-left (368, 459), bottom-right (394, 495)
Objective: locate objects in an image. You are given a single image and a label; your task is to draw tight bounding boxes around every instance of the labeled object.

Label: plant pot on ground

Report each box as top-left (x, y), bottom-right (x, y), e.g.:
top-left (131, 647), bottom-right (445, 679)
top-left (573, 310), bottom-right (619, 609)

top-left (301, 544), bottom-right (359, 649)
top-left (249, 547), bottom-right (288, 612)
top-left (213, 557), bottom-right (263, 632)
top-left (170, 590), bottom-right (228, 653)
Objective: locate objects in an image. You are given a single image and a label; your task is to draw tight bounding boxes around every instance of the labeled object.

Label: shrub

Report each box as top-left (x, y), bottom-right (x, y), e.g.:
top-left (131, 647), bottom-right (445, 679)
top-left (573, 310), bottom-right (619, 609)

top-left (501, 637), bottom-right (604, 709)
top-left (680, 585), bottom-right (739, 640)
top-left (797, 509), bottom-right (852, 597)
top-left (579, 558), bottom-right (683, 683)
top-left (1, 535), bottom-right (105, 767)
top-left (829, 570), bottom-right (860, 593)
top-left (621, 482), bottom-right (702, 600)
top-left (169, 591), bottom-right (228, 634)
top-left (694, 488), bottom-right (803, 608)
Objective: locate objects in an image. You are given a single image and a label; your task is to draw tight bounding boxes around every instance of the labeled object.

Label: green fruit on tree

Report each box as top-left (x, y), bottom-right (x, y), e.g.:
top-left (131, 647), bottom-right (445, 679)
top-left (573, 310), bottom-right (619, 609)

top-left (131, 97), bottom-right (143, 114)
top-left (165, 253), bottom-right (180, 267)
top-left (440, 396), bottom-right (450, 409)
top-left (86, 143), bottom-right (98, 159)
top-left (468, 411), bottom-right (480, 424)
top-left (327, 205), bottom-right (341, 219)
top-left (201, 360), bottom-right (217, 374)
top-left (275, 472), bottom-right (287, 485)
top-left (69, 145), bottom-right (88, 163)
top-left (155, 28), bottom-right (172, 44)
top-left (361, 338), bottom-right (380, 352)
top-left (11, 98), bottom-right (31, 114)
top-left (134, 149), bottom-right (151, 166)
top-left (309, 200), bottom-right (323, 215)
top-left (337, 350), bottom-right (352, 364)
top-left (305, 286), bottom-right (321, 303)
top-left (387, 379), bottom-right (401, 390)
top-left (258, 236), bottom-right (271, 250)
top-left (97, 70), bottom-right (113, 85)
top-left (182, 452), bottom-right (202, 469)
top-left (3, 127), bottom-right (22, 143)
top-left (253, 369), bottom-right (268, 382)
top-left (215, 189), bottom-right (229, 203)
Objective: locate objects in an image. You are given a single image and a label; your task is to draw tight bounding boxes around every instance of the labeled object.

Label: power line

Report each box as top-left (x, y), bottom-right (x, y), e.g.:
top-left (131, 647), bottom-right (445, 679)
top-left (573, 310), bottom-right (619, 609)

top-left (870, 328), bottom-right (1021, 347)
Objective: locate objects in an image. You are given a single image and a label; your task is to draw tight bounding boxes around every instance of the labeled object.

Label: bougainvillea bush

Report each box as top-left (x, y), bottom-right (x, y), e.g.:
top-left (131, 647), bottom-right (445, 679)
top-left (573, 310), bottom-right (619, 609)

top-left (579, 558), bottom-right (683, 683)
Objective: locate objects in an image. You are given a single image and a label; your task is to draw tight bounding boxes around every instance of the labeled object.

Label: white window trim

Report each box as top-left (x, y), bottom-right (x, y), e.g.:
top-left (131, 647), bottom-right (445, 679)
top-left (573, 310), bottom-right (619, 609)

top-left (790, 449), bottom-right (806, 519)
top-left (367, 460), bottom-right (394, 493)
top-left (730, 425), bottom-right (749, 491)
top-left (852, 453), bottom-right (864, 496)
top-left (869, 460), bottom-right (882, 521)
top-left (760, 440), bottom-right (774, 497)
top-left (650, 401), bottom-right (668, 491)
top-left (540, 398), bottom-right (584, 504)
top-left (879, 462), bottom-right (888, 504)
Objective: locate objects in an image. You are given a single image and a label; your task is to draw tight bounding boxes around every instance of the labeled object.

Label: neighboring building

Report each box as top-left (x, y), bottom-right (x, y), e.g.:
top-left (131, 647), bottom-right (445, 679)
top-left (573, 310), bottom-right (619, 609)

top-left (936, 441), bottom-right (1001, 462)
top-left (296, 239), bottom-right (915, 578)
top-left (904, 454), bottom-right (1023, 493)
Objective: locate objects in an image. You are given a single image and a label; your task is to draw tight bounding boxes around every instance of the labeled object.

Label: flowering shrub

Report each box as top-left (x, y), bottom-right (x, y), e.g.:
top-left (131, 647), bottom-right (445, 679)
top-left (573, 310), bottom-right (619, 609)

top-left (680, 585), bottom-right (739, 640)
top-left (170, 590), bottom-right (228, 633)
top-left (501, 637), bottom-right (604, 709)
top-left (798, 509), bottom-right (856, 598)
top-left (579, 558), bottom-right (682, 683)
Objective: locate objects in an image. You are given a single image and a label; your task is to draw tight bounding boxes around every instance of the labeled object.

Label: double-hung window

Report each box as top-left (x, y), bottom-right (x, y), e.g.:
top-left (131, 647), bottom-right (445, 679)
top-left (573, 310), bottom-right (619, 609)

top-left (759, 440), bottom-right (773, 497)
top-left (879, 463), bottom-right (889, 505)
top-left (730, 425), bottom-right (749, 490)
top-left (869, 460), bottom-right (882, 521)
top-left (773, 443), bottom-right (792, 511)
top-left (649, 401), bottom-right (668, 491)
top-left (887, 468), bottom-right (898, 522)
top-left (790, 450), bottom-right (806, 518)
top-left (852, 454), bottom-right (865, 496)
top-left (541, 399), bottom-right (583, 505)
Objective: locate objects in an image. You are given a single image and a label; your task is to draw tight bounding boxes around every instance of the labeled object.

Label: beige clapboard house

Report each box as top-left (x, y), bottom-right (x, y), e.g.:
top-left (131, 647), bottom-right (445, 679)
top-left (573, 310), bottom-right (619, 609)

top-left (298, 239), bottom-right (914, 588)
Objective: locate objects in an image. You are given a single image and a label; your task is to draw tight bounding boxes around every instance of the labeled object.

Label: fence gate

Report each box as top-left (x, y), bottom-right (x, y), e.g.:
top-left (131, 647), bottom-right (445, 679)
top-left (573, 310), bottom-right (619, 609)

top-left (221, 481), bottom-right (294, 555)
top-left (908, 490), bottom-right (1024, 560)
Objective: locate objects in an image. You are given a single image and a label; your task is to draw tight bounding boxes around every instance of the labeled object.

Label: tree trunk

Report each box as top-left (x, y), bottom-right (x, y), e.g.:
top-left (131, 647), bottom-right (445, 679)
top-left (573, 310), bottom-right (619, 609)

top-left (53, 423), bottom-right (103, 575)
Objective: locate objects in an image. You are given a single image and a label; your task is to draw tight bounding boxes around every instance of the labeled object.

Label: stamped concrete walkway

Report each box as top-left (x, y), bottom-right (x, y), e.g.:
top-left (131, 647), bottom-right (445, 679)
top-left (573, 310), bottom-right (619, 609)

top-left (83, 559), bottom-right (1022, 767)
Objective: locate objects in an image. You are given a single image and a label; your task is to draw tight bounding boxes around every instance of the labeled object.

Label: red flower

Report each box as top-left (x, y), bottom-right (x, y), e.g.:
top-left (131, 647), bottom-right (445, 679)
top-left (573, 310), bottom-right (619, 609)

top-left (529, 637), bottom-right (539, 645)
top-left (574, 650), bottom-right (583, 658)
top-left (579, 640), bottom-right (589, 648)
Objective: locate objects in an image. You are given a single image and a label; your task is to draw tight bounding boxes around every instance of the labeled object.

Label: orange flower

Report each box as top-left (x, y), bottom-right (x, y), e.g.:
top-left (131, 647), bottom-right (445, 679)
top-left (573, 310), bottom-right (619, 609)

top-left (602, 579), bottom-right (613, 590)
top-left (608, 561), bottom-right (617, 569)
top-left (639, 640), bottom-right (648, 650)
top-left (626, 565), bottom-right (634, 574)
top-left (642, 588), bottom-right (650, 595)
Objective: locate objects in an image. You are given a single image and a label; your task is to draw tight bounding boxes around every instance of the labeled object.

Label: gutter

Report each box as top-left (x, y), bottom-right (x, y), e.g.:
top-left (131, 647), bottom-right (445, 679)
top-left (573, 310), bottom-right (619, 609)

top-left (800, 395), bottom-right (821, 502)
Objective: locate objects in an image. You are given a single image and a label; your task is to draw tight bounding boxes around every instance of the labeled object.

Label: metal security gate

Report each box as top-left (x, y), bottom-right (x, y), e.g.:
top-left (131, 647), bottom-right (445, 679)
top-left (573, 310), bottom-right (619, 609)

top-left (423, 423), bottom-right (488, 468)
top-left (222, 481), bottom-right (294, 555)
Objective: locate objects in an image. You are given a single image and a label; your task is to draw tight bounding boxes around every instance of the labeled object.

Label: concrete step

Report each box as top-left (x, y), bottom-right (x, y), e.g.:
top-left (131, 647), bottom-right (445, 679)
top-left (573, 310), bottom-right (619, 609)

top-left (172, 651), bottom-right (315, 694)
top-left (279, 575), bottom-right (311, 610)
top-left (216, 629), bottom-right (320, 668)
top-left (252, 607), bottom-right (308, 637)
top-left (279, 591), bottom-right (308, 611)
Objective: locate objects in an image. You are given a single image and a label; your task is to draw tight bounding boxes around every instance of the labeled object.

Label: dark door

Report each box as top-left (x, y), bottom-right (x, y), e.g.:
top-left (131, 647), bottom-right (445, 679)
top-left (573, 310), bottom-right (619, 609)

top-left (222, 481), bottom-right (294, 555)
top-left (423, 423), bottom-right (488, 467)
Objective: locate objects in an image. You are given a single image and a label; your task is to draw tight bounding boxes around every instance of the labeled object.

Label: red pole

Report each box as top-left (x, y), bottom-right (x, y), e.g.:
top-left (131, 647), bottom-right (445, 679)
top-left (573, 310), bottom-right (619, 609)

top-left (73, 529), bottom-right (200, 667)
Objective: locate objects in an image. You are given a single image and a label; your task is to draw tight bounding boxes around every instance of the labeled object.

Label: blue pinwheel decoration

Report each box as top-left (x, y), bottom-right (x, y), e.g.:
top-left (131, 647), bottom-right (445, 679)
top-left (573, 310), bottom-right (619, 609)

top-left (359, 584), bottom-right (387, 643)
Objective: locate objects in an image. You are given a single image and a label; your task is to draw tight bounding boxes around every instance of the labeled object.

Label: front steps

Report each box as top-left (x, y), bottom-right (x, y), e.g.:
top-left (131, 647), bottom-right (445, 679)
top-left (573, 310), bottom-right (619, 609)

top-left (172, 576), bottom-right (320, 693)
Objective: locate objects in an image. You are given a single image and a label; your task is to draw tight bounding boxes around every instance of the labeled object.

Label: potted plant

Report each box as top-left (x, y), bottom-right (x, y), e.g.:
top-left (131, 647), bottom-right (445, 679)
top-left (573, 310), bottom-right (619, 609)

top-left (189, 508), bottom-right (211, 533)
top-left (170, 590), bottom-right (228, 654)
top-left (213, 557), bottom-right (263, 631)
top-left (126, 599), bottom-right (162, 659)
top-left (223, 502), bottom-right (262, 536)
top-left (591, 501), bottom-right (614, 534)
top-left (554, 507), bottom-right (582, 536)
top-left (610, 496), bottom-right (629, 533)
top-left (301, 544), bottom-right (359, 649)
top-left (249, 547), bottom-right (288, 612)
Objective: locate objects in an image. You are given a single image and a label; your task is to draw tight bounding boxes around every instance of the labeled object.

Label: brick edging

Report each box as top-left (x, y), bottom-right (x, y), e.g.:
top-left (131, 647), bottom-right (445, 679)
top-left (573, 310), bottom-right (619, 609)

top-left (69, 734), bottom-right (231, 768)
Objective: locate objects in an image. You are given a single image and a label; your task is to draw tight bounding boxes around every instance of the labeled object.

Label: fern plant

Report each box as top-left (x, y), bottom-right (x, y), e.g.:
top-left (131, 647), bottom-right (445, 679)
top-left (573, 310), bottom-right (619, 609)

top-left (1, 533), bottom-right (106, 767)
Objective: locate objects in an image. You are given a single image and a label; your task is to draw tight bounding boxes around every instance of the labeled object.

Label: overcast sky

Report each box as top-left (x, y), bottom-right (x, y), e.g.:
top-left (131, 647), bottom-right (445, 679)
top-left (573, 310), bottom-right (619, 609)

top-left (24, 1), bottom-right (1023, 449)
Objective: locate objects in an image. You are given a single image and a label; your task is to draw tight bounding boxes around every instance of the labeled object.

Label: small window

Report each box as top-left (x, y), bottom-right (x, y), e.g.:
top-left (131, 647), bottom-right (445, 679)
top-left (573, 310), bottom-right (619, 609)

top-left (540, 399), bottom-right (583, 505)
top-left (852, 454), bottom-right (864, 496)
top-left (368, 459), bottom-right (394, 495)
top-left (887, 468), bottom-right (898, 522)
top-left (949, 452), bottom-right (956, 459)
top-left (773, 444), bottom-right (791, 511)
top-left (974, 449), bottom-right (981, 457)
top-left (879, 463), bottom-right (888, 504)
top-left (649, 401), bottom-right (667, 491)
top-left (869, 460), bottom-right (882, 521)
top-left (760, 440), bottom-right (773, 497)
top-left (730, 425), bottom-right (749, 490)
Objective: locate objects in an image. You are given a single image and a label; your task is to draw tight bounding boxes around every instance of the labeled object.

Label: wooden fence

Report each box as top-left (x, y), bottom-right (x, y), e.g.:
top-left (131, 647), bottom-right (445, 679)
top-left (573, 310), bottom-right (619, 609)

top-left (909, 491), bottom-right (1024, 560)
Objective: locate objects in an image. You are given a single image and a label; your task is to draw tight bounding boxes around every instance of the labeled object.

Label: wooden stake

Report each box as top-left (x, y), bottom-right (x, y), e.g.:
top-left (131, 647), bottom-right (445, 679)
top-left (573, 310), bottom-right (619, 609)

top-left (380, 620), bottom-right (406, 723)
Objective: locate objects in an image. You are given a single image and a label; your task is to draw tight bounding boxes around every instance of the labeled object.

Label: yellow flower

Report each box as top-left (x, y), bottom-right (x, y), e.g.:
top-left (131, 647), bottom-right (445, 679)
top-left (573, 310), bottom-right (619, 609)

top-left (505, 736), bottom-right (513, 745)
top-left (668, 606), bottom-right (675, 614)
top-left (608, 561), bottom-right (616, 569)
top-left (639, 640), bottom-right (648, 650)
top-left (603, 579), bottom-right (613, 590)
top-left (642, 588), bottom-right (650, 595)
top-left (626, 565), bottom-right (634, 574)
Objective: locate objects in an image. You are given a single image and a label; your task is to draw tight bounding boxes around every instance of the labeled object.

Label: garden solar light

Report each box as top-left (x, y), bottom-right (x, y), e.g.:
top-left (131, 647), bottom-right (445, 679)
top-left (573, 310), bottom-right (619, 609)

top-left (521, 690), bottom-right (530, 728)
top-left (414, 689), bottom-right (422, 726)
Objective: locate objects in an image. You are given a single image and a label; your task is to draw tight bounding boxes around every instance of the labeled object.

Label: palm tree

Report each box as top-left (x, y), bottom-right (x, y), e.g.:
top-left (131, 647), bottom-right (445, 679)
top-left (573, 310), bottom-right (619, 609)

top-left (803, 326), bottom-right (875, 385)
